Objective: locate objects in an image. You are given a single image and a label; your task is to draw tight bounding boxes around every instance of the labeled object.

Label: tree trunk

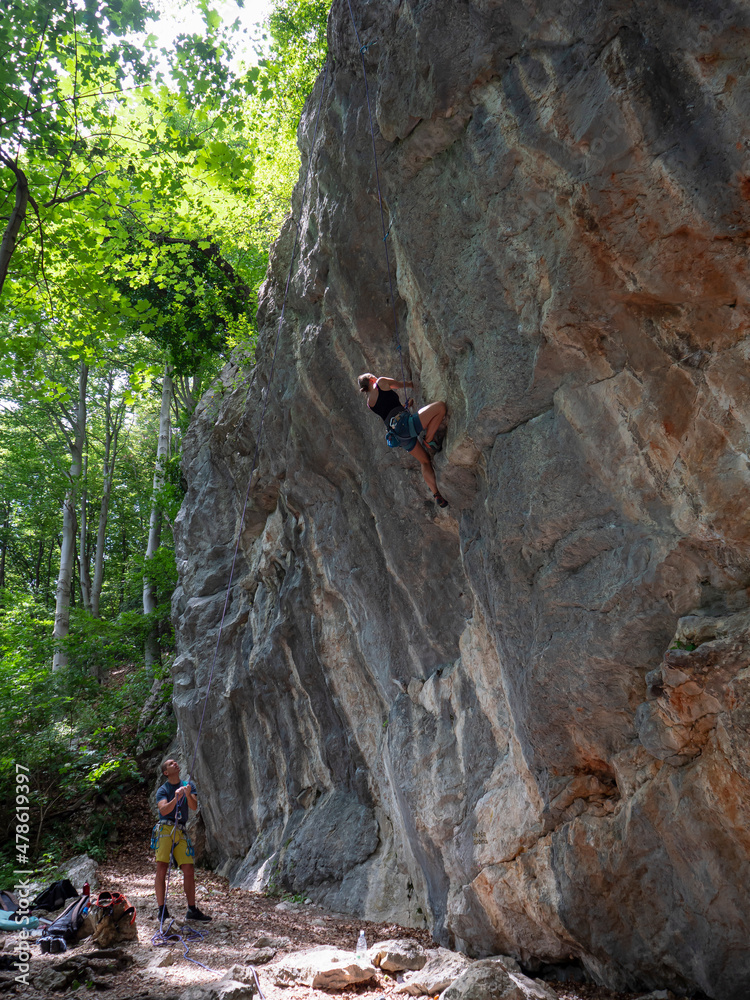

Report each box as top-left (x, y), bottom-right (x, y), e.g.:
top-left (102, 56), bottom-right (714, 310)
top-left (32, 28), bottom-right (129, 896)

top-left (0, 155), bottom-right (29, 296)
top-left (46, 539), bottom-right (56, 606)
top-left (143, 362), bottom-right (172, 667)
top-left (0, 510), bottom-right (7, 589)
top-left (79, 449), bottom-right (92, 612)
top-left (52, 362), bottom-right (88, 671)
top-left (34, 537), bottom-right (44, 592)
top-left (91, 384), bottom-right (123, 618)
top-left (118, 525), bottom-right (128, 613)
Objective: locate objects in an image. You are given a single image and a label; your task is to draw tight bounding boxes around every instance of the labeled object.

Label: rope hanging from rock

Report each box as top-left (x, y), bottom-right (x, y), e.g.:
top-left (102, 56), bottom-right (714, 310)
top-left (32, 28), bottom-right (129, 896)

top-left (152, 59), bottom-right (331, 980)
top-left (345, 0), bottom-right (411, 412)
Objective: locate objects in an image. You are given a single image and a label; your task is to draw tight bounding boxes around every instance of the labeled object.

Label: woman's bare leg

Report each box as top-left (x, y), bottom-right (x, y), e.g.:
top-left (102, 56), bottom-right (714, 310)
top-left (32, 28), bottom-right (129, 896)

top-left (409, 441), bottom-right (438, 494)
top-left (418, 401), bottom-right (446, 443)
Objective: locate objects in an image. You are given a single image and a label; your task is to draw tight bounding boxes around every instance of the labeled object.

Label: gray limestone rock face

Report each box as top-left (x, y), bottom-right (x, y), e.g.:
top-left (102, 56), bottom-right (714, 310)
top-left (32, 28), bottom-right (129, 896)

top-left (172, 1), bottom-right (750, 998)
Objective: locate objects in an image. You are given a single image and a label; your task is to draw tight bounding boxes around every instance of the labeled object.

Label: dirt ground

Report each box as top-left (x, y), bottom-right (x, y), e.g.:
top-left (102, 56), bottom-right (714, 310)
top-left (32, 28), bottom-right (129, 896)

top-left (11, 788), bottom-right (690, 1000)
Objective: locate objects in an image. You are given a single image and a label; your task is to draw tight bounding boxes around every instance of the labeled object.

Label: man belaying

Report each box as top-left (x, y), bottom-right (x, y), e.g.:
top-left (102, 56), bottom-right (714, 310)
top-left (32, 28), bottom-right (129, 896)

top-left (153, 758), bottom-right (212, 923)
top-left (358, 373), bottom-right (448, 507)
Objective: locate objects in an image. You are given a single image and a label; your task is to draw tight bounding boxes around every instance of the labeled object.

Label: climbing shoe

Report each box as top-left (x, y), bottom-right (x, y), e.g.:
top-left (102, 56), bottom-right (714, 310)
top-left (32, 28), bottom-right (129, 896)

top-left (185, 906), bottom-right (212, 922)
top-left (419, 432), bottom-right (442, 454)
top-left (157, 905), bottom-right (170, 922)
top-left (433, 491), bottom-right (449, 508)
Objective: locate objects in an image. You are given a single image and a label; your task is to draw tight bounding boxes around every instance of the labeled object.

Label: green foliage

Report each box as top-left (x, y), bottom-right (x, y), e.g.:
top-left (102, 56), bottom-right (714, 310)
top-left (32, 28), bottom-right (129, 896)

top-left (0, 590), bottom-right (174, 874)
top-left (0, 0), bottom-right (330, 872)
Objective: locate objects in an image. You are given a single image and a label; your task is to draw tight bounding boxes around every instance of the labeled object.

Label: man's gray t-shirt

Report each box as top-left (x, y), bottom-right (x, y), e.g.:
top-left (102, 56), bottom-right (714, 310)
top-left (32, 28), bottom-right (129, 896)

top-left (156, 780), bottom-right (196, 824)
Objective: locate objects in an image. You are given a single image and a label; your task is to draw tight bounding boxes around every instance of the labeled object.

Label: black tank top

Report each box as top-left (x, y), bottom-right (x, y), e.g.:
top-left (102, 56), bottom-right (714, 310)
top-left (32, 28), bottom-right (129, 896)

top-left (369, 387), bottom-right (401, 423)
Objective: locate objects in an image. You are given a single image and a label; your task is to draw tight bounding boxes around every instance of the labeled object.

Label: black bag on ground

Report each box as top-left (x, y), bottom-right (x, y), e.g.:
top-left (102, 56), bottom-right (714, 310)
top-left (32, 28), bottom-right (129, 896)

top-left (40, 894), bottom-right (92, 946)
top-left (30, 879), bottom-right (78, 912)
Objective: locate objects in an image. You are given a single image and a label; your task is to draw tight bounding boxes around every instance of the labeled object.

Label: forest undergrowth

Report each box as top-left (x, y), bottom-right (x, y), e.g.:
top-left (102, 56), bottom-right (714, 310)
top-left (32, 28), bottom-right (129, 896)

top-left (0, 0), bottom-right (331, 887)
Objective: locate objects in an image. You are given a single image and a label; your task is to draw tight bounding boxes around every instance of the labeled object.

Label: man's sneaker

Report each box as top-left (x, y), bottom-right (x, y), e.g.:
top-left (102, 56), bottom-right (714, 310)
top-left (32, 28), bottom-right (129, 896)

top-left (157, 904), bottom-right (170, 921)
top-left (185, 906), bottom-right (212, 922)
top-left (433, 491), bottom-right (449, 508)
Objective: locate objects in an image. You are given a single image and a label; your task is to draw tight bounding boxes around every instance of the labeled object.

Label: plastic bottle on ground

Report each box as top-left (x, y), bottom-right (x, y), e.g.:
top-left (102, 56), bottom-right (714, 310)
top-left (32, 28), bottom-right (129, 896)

top-left (356, 929), bottom-right (367, 958)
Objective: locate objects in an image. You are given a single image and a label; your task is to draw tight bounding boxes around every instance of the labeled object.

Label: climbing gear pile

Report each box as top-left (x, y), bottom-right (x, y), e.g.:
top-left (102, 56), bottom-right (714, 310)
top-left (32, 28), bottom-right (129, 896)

top-left (91, 891), bottom-right (137, 947)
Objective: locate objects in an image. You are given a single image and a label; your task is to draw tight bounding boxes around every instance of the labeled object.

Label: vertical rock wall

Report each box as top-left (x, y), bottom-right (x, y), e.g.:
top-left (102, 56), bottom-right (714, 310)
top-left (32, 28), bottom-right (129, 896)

top-left (173, 1), bottom-right (750, 997)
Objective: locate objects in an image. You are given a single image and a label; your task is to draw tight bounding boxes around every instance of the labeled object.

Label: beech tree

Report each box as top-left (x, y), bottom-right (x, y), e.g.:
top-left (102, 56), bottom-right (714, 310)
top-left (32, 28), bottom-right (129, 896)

top-left (0, 0), bottom-right (332, 666)
top-left (0, 0), bottom-right (156, 294)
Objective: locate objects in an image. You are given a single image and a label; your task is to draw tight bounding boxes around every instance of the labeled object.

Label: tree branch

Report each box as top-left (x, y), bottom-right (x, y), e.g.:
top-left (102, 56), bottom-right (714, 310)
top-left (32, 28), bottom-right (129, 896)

top-left (44, 170), bottom-right (107, 208)
top-left (25, 190), bottom-right (53, 310)
top-left (0, 152), bottom-right (28, 295)
top-left (0, 84), bottom-right (149, 130)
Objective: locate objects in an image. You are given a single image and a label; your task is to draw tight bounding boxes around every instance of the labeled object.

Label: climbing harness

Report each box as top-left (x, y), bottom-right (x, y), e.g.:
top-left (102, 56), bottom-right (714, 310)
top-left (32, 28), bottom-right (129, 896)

top-left (151, 59), bottom-right (330, 990)
top-left (385, 407), bottom-right (421, 449)
top-left (345, 0), bottom-right (411, 414)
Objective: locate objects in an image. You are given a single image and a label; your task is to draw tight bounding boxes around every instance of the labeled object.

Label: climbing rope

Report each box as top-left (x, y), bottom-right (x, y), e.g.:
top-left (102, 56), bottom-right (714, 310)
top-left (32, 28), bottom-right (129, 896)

top-left (153, 61), bottom-right (330, 985)
top-left (345, 0), bottom-right (411, 410)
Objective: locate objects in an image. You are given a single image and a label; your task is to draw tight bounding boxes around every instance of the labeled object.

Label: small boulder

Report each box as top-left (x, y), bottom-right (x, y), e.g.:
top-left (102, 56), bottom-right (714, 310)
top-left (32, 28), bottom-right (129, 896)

top-left (497, 956), bottom-right (522, 973)
top-left (180, 981), bottom-right (256, 1000)
top-left (56, 854), bottom-right (99, 893)
top-left (32, 967), bottom-right (69, 992)
top-left (397, 947), bottom-right (473, 995)
top-left (439, 962), bottom-right (558, 1000)
top-left (270, 945), bottom-right (377, 989)
top-left (372, 938), bottom-right (428, 972)
top-left (440, 961), bottom-right (520, 1000)
top-left (242, 947), bottom-right (277, 965)
top-left (148, 950), bottom-right (178, 970)
top-left (254, 935), bottom-right (290, 949)
top-left (507, 972), bottom-right (559, 1000)
top-left (224, 965), bottom-right (263, 987)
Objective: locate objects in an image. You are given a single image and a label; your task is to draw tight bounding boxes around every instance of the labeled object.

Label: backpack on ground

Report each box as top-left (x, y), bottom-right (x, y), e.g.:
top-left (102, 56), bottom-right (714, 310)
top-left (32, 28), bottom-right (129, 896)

top-left (91, 891), bottom-right (137, 947)
top-left (385, 407), bottom-right (420, 449)
top-left (30, 879), bottom-right (78, 912)
top-left (40, 894), bottom-right (93, 946)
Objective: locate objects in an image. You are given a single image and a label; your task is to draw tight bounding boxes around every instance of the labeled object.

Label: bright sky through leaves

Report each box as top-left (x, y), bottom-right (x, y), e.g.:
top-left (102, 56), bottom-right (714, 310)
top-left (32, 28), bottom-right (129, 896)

top-left (146, 0), bottom-right (274, 76)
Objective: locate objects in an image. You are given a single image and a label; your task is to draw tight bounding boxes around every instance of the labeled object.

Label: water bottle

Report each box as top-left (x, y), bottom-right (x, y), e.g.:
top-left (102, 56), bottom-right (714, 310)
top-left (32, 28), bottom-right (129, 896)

top-left (356, 929), bottom-right (367, 958)
top-left (82, 882), bottom-right (90, 897)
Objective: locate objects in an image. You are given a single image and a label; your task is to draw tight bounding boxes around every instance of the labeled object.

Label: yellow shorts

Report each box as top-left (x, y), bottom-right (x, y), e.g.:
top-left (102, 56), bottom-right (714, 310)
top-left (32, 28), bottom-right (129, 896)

top-left (152, 823), bottom-right (195, 866)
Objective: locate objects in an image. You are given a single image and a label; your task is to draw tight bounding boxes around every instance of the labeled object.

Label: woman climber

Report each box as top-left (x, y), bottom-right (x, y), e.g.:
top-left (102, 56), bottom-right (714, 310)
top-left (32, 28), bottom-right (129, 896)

top-left (358, 373), bottom-right (448, 508)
